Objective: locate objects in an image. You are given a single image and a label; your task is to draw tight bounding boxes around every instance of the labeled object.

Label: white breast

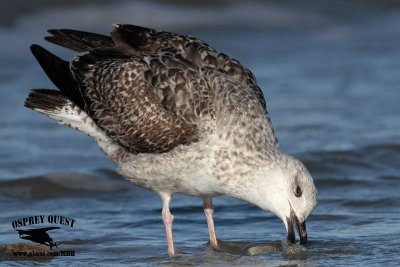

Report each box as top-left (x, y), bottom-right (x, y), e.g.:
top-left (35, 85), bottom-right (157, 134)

top-left (116, 143), bottom-right (221, 196)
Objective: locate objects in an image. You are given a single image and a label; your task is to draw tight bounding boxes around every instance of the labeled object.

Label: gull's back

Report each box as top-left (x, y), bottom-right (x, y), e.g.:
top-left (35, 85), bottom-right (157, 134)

top-left (26, 24), bottom-right (276, 158)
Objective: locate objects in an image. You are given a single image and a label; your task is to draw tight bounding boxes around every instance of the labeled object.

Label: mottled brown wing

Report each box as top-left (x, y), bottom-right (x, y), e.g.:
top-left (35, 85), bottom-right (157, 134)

top-left (111, 24), bottom-right (275, 145)
top-left (46, 24), bottom-right (268, 116)
top-left (49, 24), bottom-right (276, 151)
top-left (46, 24), bottom-right (267, 111)
top-left (111, 24), bottom-right (267, 110)
top-left (71, 50), bottom-right (198, 153)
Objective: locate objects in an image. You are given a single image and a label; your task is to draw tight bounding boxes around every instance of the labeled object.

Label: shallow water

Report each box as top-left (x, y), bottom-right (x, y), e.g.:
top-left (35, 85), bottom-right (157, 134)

top-left (0, 0), bottom-right (399, 266)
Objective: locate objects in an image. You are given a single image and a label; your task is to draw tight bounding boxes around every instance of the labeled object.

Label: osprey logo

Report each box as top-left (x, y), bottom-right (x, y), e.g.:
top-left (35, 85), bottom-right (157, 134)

top-left (12, 215), bottom-right (75, 250)
top-left (17, 227), bottom-right (61, 249)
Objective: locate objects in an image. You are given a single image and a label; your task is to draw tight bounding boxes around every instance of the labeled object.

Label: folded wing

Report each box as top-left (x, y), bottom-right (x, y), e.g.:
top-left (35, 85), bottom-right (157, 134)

top-left (33, 24), bottom-right (276, 153)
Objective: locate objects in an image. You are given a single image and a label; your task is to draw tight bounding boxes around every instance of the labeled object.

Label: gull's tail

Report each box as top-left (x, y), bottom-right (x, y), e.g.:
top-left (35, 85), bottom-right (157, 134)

top-left (25, 45), bottom-right (127, 163)
top-left (25, 89), bottom-right (102, 139)
top-left (24, 89), bottom-right (125, 162)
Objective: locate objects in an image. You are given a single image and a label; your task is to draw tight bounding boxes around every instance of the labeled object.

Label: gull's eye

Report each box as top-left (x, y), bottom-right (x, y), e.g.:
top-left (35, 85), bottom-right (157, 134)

top-left (294, 186), bottom-right (302, 197)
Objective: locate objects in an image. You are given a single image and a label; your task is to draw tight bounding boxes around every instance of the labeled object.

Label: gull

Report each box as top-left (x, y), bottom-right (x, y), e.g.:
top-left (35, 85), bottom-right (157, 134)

top-left (25, 24), bottom-right (317, 256)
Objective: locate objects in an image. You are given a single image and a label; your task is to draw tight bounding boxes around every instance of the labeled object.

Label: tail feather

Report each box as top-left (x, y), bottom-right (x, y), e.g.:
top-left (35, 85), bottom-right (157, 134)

top-left (25, 89), bottom-right (127, 163)
top-left (24, 89), bottom-right (67, 112)
top-left (25, 89), bottom-right (91, 133)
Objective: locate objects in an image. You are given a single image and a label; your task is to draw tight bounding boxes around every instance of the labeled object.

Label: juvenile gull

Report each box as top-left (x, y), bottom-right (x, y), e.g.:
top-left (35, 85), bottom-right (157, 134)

top-left (25, 24), bottom-right (317, 255)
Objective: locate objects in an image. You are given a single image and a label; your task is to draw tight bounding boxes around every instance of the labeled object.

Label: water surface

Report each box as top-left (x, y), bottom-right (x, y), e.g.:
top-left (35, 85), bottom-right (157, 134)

top-left (0, 1), bottom-right (399, 266)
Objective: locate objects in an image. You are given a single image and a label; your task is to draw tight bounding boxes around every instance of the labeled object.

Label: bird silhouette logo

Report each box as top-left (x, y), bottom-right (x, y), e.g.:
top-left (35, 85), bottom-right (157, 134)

top-left (16, 227), bottom-right (61, 249)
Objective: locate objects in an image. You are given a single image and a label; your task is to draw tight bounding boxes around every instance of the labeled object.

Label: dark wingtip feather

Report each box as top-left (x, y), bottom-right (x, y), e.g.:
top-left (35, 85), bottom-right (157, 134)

top-left (29, 44), bottom-right (86, 110)
top-left (47, 29), bottom-right (57, 34)
top-left (111, 24), bottom-right (154, 49)
top-left (45, 28), bottom-right (114, 52)
top-left (44, 35), bottom-right (56, 43)
top-left (30, 44), bottom-right (42, 55)
top-left (44, 29), bottom-right (86, 52)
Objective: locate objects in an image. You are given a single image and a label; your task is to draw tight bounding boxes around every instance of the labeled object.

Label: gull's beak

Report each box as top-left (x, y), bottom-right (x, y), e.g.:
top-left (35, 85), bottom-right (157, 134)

top-left (286, 209), bottom-right (307, 245)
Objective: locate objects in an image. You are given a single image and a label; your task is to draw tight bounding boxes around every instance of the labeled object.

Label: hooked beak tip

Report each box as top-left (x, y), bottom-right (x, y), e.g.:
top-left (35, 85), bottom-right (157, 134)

top-left (298, 220), bottom-right (307, 245)
top-left (286, 213), bottom-right (307, 245)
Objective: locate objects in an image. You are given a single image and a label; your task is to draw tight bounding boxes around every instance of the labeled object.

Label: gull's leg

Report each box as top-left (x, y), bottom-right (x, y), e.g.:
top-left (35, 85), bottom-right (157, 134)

top-left (160, 192), bottom-right (175, 256)
top-left (203, 196), bottom-right (218, 248)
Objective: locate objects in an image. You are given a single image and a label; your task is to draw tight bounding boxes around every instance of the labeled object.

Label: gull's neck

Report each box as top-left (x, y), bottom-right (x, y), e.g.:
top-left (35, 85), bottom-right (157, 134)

top-left (216, 149), bottom-right (291, 216)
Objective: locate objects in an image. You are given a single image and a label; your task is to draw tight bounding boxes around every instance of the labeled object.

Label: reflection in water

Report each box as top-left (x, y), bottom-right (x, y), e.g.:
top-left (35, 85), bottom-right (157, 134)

top-left (209, 239), bottom-right (281, 255)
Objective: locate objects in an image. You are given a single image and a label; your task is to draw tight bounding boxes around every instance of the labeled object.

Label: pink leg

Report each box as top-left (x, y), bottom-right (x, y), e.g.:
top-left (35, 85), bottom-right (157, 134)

top-left (160, 193), bottom-right (175, 256)
top-left (203, 196), bottom-right (218, 248)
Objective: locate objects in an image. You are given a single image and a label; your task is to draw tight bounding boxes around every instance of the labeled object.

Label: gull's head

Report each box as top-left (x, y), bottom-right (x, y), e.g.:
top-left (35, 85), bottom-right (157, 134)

top-left (252, 153), bottom-right (317, 245)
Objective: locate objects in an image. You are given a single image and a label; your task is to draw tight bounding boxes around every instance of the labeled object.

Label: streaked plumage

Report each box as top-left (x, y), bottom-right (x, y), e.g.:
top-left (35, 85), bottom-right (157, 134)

top-left (25, 24), bottom-right (317, 256)
top-left (43, 24), bottom-right (275, 154)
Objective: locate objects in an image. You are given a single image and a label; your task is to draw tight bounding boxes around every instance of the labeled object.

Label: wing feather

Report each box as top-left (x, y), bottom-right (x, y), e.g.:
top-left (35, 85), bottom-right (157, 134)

top-left (71, 51), bottom-right (198, 153)
top-left (42, 24), bottom-right (277, 153)
top-left (45, 29), bottom-right (114, 52)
